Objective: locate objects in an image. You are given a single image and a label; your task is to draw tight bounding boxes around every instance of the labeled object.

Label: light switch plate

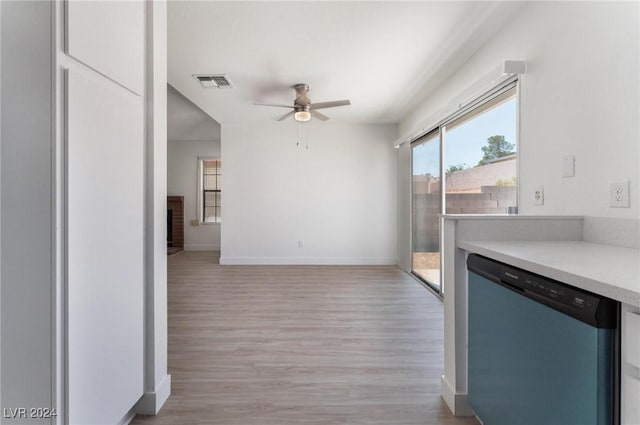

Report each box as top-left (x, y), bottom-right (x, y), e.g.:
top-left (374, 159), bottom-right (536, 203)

top-left (562, 155), bottom-right (575, 177)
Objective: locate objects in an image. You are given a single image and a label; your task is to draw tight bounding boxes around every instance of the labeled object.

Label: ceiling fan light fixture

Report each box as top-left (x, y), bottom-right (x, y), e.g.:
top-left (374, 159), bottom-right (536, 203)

top-left (294, 110), bottom-right (311, 122)
top-left (256, 84), bottom-right (350, 122)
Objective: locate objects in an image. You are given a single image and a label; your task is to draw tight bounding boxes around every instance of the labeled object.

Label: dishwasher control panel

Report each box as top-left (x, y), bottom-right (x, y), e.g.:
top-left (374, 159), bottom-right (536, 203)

top-left (500, 266), bottom-right (600, 312)
top-left (468, 254), bottom-right (619, 329)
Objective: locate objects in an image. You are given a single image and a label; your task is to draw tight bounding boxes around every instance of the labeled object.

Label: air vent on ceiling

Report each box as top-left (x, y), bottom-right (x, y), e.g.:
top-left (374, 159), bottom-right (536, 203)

top-left (193, 74), bottom-right (233, 89)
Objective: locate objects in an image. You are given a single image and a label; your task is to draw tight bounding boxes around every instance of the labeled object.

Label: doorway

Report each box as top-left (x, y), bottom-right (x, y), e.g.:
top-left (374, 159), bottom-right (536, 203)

top-left (409, 83), bottom-right (518, 297)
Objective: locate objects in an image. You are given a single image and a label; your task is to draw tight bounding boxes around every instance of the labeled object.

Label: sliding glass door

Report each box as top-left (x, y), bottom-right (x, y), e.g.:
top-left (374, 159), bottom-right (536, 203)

top-left (410, 82), bottom-right (518, 297)
top-left (411, 131), bottom-right (441, 293)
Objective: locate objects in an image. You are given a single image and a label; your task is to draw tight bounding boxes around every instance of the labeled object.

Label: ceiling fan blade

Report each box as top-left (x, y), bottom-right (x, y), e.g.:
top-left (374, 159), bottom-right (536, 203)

top-left (276, 110), bottom-right (295, 121)
top-left (311, 100), bottom-right (351, 110)
top-left (255, 102), bottom-right (294, 109)
top-left (311, 110), bottom-right (330, 121)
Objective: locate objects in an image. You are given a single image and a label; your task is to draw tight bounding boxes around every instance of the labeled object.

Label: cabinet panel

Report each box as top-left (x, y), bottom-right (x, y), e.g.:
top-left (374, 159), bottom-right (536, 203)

top-left (622, 306), bottom-right (640, 425)
top-left (66, 0), bottom-right (144, 94)
top-left (623, 375), bottom-right (640, 425)
top-left (625, 311), bottom-right (640, 369)
top-left (67, 70), bottom-right (144, 424)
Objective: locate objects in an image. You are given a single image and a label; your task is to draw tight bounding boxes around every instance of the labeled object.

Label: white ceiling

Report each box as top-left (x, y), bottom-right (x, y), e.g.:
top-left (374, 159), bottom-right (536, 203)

top-left (167, 84), bottom-right (221, 142)
top-left (167, 1), bottom-right (525, 125)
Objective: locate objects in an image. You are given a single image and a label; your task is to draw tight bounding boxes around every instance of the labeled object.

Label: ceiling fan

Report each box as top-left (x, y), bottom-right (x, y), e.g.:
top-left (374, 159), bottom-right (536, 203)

top-left (255, 83), bottom-right (351, 122)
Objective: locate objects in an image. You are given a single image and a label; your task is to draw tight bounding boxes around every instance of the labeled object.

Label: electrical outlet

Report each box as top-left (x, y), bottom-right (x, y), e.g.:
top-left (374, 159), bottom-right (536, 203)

top-left (534, 186), bottom-right (544, 206)
top-left (609, 180), bottom-right (630, 208)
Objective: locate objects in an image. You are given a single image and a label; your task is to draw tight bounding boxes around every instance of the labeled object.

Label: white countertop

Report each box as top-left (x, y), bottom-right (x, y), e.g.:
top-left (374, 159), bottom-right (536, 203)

top-left (443, 214), bottom-right (583, 220)
top-left (459, 240), bottom-right (640, 307)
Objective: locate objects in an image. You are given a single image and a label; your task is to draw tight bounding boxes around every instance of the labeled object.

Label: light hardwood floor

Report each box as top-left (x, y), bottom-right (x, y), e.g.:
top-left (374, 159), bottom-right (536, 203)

top-left (131, 251), bottom-right (478, 425)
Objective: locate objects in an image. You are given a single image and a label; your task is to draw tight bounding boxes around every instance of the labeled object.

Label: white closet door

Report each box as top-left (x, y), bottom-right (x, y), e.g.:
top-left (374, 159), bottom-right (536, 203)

top-left (66, 0), bottom-right (144, 94)
top-left (67, 69), bottom-right (144, 424)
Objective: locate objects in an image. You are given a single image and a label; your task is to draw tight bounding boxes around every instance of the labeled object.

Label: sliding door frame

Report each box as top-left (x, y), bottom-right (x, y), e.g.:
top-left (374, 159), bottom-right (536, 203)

top-left (409, 77), bottom-right (520, 299)
top-left (410, 128), bottom-right (444, 296)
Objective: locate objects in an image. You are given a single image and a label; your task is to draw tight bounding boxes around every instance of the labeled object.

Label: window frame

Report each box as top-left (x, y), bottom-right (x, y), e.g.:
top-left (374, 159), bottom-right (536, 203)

top-left (198, 157), bottom-right (222, 224)
top-left (410, 129), bottom-right (443, 295)
top-left (442, 83), bottom-right (519, 213)
top-left (415, 78), bottom-right (520, 213)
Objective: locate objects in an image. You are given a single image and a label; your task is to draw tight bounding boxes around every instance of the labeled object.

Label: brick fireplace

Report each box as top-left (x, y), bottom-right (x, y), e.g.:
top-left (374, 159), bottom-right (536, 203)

top-left (167, 196), bottom-right (184, 250)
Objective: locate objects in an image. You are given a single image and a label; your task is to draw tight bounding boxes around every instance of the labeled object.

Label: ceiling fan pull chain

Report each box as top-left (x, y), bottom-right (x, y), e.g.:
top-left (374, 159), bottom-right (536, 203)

top-left (296, 122), bottom-right (300, 147)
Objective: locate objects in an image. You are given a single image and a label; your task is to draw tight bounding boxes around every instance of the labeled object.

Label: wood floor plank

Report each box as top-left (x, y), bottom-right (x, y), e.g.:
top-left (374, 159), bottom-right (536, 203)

top-left (131, 252), bottom-right (478, 425)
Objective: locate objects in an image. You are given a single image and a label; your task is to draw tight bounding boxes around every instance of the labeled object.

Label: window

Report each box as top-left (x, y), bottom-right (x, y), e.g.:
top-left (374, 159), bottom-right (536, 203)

top-left (444, 86), bottom-right (517, 214)
top-left (200, 159), bottom-right (221, 223)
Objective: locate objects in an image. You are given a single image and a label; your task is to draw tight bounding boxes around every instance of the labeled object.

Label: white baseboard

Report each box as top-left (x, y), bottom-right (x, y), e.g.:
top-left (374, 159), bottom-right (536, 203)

top-left (134, 374), bottom-right (172, 415)
top-left (184, 244), bottom-right (220, 251)
top-left (219, 256), bottom-right (397, 265)
top-left (441, 375), bottom-right (475, 417)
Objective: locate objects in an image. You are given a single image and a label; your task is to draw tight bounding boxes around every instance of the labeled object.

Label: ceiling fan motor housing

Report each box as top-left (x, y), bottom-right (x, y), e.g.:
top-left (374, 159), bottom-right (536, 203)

top-left (255, 83), bottom-right (349, 121)
top-left (294, 83), bottom-right (311, 108)
top-left (294, 83), bottom-right (309, 94)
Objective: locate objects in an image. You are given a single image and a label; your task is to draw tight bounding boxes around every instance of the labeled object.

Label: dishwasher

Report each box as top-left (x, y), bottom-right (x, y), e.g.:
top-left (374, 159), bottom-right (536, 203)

top-left (467, 254), bottom-right (620, 425)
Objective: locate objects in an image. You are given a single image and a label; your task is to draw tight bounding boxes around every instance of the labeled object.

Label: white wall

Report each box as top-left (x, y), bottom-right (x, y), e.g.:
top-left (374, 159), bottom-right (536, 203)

top-left (401, 1), bottom-right (639, 217)
top-left (167, 84), bottom-right (220, 142)
top-left (168, 140), bottom-right (221, 250)
top-left (221, 122), bottom-right (397, 265)
top-left (167, 83), bottom-right (221, 251)
top-left (139, 0), bottom-right (171, 415)
top-left (397, 1), bottom-right (640, 267)
top-left (1, 1), bottom-right (54, 420)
